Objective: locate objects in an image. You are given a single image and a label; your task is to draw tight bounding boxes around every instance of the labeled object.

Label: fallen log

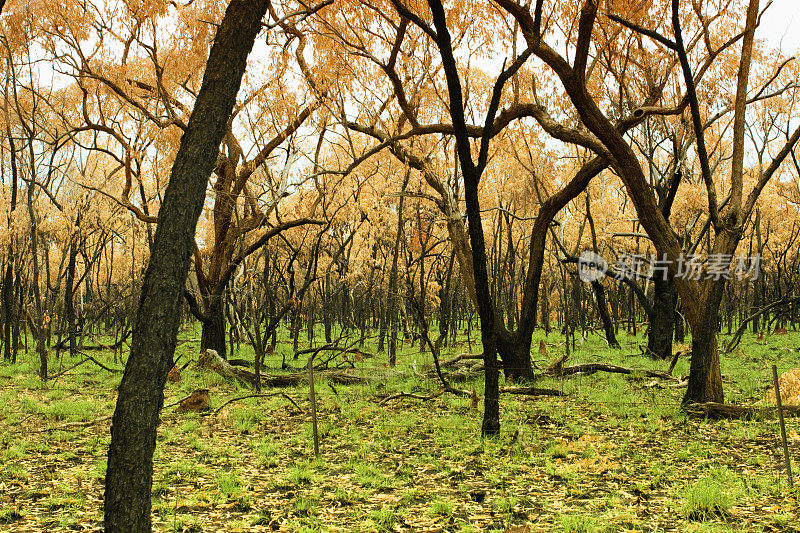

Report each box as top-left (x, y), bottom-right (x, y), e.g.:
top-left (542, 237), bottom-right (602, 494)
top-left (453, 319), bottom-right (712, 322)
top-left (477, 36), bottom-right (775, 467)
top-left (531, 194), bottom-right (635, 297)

top-left (439, 352), bottom-right (483, 368)
top-left (500, 386), bottom-right (564, 397)
top-left (684, 402), bottom-right (800, 420)
top-left (542, 354), bottom-right (678, 381)
top-left (429, 364), bottom-right (486, 383)
top-left (554, 363), bottom-right (677, 380)
top-left (198, 349), bottom-right (258, 386)
top-left (198, 349), bottom-right (374, 388)
top-left (643, 378), bottom-right (688, 389)
top-left (377, 384), bottom-right (471, 406)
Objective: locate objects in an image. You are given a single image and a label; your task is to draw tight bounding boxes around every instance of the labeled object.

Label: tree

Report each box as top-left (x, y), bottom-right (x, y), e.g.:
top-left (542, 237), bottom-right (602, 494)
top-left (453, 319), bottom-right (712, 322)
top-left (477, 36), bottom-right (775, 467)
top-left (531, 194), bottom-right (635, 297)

top-left (104, 1), bottom-right (270, 530)
top-left (495, 0), bottom-right (800, 404)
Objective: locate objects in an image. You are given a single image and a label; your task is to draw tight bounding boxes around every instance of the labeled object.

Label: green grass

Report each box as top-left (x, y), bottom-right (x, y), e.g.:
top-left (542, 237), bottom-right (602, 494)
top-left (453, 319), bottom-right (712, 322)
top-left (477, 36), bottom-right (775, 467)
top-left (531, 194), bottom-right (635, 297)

top-left (683, 467), bottom-right (743, 520)
top-left (0, 326), bottom-right (798, 531)
top-left (216, 470), bottom-right (243, 499)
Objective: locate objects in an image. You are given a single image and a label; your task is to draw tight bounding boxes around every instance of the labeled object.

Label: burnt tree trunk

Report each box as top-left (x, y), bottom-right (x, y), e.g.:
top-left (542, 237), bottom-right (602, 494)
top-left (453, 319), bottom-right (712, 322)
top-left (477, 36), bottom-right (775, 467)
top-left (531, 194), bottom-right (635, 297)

top-left (388, 172), bottom-right (409, 367)
top-left (64, 232), bottom-right (79, 358)
top-left (2, 129), bottom-right (18, 363)
top-left (591, 280), bottom-right (620, 348)
top-left (104, 2), bottom-right (269, 531)
top-left (495, 331), bottom-right (533, 381)
top-left (683, 282), bottom-right (726, 405)
top-left (647, 276), bottom-right (678, 359)
top-left (201, 301), bottom-right (227, 358)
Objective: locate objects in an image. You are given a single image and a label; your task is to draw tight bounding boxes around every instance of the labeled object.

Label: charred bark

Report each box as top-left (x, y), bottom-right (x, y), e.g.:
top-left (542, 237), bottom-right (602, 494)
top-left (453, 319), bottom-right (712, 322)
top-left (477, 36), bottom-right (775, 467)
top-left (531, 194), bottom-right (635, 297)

top-left (683, 284), bottom-right (725, 405)
top-left (104, 2), bottom-right (269, 531)
top-left (200, 302), bottom-right (227, 359)
top-left (647, 276), bottom-right (678, 359)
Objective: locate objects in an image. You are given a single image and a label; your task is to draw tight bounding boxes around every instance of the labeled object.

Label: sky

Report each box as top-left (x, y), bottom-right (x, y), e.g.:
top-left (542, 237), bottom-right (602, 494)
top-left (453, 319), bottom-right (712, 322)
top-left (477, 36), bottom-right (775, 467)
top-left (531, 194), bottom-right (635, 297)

top-left (760, 0), bottom-right (800, 54)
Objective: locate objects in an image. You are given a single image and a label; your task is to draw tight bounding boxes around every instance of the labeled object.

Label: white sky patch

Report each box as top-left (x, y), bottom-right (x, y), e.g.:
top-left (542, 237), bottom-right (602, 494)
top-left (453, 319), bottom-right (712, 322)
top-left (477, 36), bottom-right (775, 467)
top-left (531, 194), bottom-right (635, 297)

top-left (759, 0), bottom-right (800, 54)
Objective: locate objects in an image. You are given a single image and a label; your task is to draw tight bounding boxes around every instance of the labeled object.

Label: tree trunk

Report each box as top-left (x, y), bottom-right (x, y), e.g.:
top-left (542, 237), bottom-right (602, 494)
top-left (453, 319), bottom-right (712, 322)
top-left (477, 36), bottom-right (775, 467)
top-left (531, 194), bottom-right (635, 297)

top-left (377, 297), bottom-right (386, 353)
top-left (674, 300), bottom-right (685, 343)
top-left (201, 303), bottom-right (227, 358)
top-left (104, 3), bottom-right (269, 531)
top-left (647, 276), bottom-right (677, 359)
top-left (2, 258), bottom-right (14, 363)
top-left (495, 331), bottom-right (534, 381)
top-left (683, 319), bottom-right (724, 404)
top-left (2, 128), bottom-right (17, 363)
top-left (388, 173), bottom-right (409, 367)
top-left (64, 233), bottom-right (79, 358)
top-left (591, 280), bottom-right (620, 348)
top-left (683, 284), bottom-right (725, 405)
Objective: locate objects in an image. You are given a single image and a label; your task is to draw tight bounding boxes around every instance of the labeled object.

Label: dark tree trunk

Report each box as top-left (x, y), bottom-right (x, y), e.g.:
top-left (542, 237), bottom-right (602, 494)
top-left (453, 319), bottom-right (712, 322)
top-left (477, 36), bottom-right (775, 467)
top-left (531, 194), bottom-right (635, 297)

top-left (2, 129), bottom-right (17, 363)
top-left (495, 331), bottom-right (534, 381)
top-left (322, 276), bottom-right (333, 344)
top-left (683, 319), bottom-right (724, 404)
top-left (424, 0), bottom-right (507, 436)
top-left (307, 297), bottom-right (315, 346)
top-left (438, 253), bottom-right (455, 347)
top-left (647, 276), bottom-right (677, 358)
top-left (201, 303), bottom-right (227, 358)
top-left (64, 231), bottom-right (79, 358)
top-left (377, 297), bottom-right (386, 352)
top-left (104, 3), bottom-right (269, 531)
top-left (291, 304), bottom-right (301, 352)
top-left (541, 278), bottom-right (551, 335)
top-left (12, 273), bottom-right (21, 362)
top-left (591, 280), bottom-right (620, 348)
top-left (683, 284), bottom-right (725, 405)
top-left (388, 173), bottom-right (409, 367)
top-left (2, 258), bottom-right (14, 364)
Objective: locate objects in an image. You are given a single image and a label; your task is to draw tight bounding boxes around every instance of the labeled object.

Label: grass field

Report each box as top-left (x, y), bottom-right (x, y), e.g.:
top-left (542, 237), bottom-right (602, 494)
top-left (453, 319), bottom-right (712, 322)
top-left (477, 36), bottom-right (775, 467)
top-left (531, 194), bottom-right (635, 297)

top-left (1, 326), bottom-right (799, 532)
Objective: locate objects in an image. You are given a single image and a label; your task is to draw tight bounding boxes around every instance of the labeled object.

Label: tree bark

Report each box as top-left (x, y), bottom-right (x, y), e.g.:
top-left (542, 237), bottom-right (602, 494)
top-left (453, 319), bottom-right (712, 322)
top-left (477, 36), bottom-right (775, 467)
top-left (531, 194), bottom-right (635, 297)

top-left (2, 130), bottom-right (18, 363)
top-left (495, 330), bottom-right (533, 382)
top-left (103, 2), bottom-right (269, 531)
top-left (683, 283), bottom-right (725, 405)
top-left (647, 276), bottom-right (677, 359)
top-left (591, 279), bottom-right (620, 348)
top-left (388, 173), bottom-right (409, 367)
top-left (64, 225), bottom-right (80, 359)
top-left (200, 301), bottom-right (227, 358)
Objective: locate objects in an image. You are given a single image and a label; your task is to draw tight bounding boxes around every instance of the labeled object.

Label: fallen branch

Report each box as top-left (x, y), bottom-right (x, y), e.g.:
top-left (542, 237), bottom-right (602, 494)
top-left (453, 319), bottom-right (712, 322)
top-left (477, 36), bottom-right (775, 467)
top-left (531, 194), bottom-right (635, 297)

top-left (48, 358), bottom-right (93, 381)
top-left (198, 348), bottom-right (374, 388)
top-left (48, 353), bottom-right (123, 380)
top-left (440, 352), bottom-right (483, 368)
top-left (27, 414), bottom-right (114, 434)
top-left (544, 353), bottom-right (568, 375)
top-left (544, 356), bottom-right (678, 381)
top-left (644, 378), bottom-right (688, 389)
top-left (25, 389), bottom-right (201, 433)
top-left (197, 349), bottom-right (259, 386)
top-left (427, 364), bottom-right (486, 383)
top-left (500, 386), bottom-right (564, 397)
top-left (378, 390), bottom-right (445, 405)
top-left (78, 352), bottom-right (123, 373)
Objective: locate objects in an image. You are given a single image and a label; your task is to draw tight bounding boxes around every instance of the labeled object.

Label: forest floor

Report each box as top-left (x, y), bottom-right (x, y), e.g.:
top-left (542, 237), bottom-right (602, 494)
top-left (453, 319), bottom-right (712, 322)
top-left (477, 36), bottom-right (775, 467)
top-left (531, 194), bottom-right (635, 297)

top-left (1, 327), bottom-right (799, 532)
